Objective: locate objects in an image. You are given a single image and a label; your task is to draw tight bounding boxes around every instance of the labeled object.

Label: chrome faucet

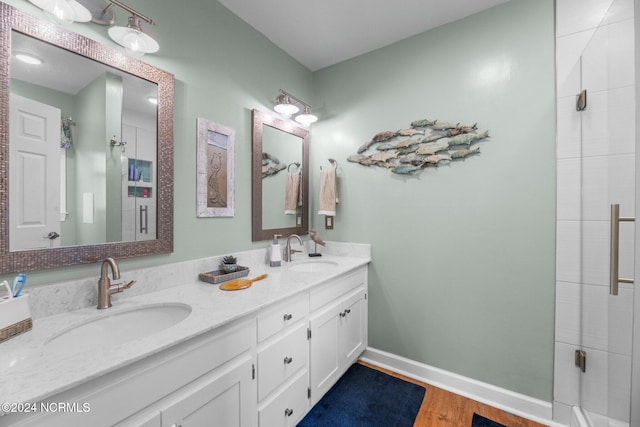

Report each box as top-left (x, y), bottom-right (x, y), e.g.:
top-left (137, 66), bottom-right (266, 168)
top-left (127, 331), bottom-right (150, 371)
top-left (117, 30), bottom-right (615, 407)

top-left (97, 257), bottom-right (136, 309)
top-left (284, 234), bottom-right (303, 262)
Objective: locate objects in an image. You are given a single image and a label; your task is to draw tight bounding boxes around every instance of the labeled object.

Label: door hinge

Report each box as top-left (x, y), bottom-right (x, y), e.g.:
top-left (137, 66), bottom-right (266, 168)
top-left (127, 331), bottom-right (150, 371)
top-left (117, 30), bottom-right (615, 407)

top-left (307, 328), bottom-right (311, 340)
top-left (252, 363), bottom-right (255, 380)
top-left (365, 293), bottom-right (367, 300)
top-left (307, 387), bottom-right (311, 399)
top-left (576, 89), bottom-right (587, 111)
top-left (575, 349), bottom-right (586, 373)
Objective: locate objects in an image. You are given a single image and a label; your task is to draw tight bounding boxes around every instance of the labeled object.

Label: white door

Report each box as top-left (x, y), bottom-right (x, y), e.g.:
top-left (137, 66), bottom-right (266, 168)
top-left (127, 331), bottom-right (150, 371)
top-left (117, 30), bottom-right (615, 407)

top-left (9, 94), bottom-right (61, 250)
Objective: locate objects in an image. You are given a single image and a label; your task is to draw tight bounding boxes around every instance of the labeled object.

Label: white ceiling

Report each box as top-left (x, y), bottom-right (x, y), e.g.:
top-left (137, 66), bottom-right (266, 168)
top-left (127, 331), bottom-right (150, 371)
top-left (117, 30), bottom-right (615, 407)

top-left (217, 0), bottom-right (511, 71)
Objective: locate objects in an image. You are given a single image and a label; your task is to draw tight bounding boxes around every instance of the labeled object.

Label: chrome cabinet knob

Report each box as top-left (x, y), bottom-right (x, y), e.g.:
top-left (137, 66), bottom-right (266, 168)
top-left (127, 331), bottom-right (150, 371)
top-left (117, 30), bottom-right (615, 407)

top-left (284, 356), bottom-right (293, 364)
top-left (285, 408), bottom-right (293, 417)
top-left (283, 313), bottom-right (293, 321)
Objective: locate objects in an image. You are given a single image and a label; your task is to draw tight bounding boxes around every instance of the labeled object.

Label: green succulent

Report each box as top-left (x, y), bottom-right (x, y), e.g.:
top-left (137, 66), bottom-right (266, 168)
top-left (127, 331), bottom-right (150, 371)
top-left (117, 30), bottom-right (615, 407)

top-left (222, 255), bottom-right (237, 264)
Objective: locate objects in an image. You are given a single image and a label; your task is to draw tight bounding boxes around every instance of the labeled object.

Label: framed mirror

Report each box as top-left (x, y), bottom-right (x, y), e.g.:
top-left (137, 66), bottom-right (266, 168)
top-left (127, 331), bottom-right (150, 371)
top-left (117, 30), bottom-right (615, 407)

top-left (0, 3), bottom-right (174, 273)
top-left (252, 109), bottom-right (309, 241)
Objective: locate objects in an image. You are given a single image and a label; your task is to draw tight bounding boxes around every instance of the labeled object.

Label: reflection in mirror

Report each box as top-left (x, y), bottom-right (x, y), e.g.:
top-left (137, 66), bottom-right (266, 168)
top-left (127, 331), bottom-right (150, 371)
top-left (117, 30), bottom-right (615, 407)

top-left (0, 3), bottom-right (174, 273)
top-left (9, 31), bottom-right (158, 251)
top-left (252, 110), bottom-right (309, 241)
top-left (261, 125), bottom-right (303, 230)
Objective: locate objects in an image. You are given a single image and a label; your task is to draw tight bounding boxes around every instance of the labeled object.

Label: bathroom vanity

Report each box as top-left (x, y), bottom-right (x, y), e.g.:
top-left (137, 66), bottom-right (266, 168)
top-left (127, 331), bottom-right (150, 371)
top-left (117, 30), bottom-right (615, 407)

top-left (0, 255), bottom-right (369, 427)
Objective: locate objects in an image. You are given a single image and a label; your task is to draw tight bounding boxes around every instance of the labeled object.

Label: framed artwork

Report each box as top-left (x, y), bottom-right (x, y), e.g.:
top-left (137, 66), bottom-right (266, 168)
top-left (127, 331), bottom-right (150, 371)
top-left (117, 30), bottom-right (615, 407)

top-left (197, 118), bottom-right (235, 217)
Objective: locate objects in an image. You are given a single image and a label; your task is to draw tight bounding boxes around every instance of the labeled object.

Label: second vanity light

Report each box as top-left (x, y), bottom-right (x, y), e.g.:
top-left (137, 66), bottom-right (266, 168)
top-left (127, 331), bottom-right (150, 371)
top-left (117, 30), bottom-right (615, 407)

top-left (274, 89), bottom-right (318, 127)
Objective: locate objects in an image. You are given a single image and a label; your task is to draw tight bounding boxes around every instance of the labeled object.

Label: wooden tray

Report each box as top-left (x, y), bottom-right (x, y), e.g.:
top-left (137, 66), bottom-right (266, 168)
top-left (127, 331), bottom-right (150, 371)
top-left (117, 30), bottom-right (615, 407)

top-left (199, 266), bottom-right (249, 284)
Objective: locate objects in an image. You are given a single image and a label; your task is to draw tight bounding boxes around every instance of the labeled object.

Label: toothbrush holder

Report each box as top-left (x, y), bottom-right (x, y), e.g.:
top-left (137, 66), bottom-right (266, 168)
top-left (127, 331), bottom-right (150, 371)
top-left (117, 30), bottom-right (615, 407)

top-left (0, 283), bottom-right (32, 343)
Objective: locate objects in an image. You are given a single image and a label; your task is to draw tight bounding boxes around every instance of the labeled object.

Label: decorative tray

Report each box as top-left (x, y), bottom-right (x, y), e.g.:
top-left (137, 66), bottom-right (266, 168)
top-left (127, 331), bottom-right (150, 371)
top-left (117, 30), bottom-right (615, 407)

top-left (199, 266), bottom-right (249, 284)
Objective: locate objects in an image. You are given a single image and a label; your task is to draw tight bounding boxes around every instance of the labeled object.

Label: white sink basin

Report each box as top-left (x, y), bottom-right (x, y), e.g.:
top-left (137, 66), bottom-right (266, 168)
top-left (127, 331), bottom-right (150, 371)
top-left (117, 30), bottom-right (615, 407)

top-left (45, 303), bottom-right (192, 354)
top-left (288, 260), bottom-right (339, 273)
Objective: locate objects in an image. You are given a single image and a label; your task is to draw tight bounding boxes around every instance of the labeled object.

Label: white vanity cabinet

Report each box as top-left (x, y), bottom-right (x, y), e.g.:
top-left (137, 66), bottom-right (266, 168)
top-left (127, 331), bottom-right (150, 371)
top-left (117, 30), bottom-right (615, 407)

top-left (256, 294), bottom-right (309, 427)
top-left (0, 262), bottom-right (370, 427)
top-left (308, 268), bottom-right (368, 404)
top-left (2, 320), bottom-right (257, 427)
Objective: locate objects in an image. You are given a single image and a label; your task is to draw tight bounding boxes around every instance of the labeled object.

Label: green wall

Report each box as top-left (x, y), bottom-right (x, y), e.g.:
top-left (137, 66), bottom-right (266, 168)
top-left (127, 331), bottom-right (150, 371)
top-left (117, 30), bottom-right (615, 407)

top-left (2, 0), bottom-right (556, 403)
top-left (310, 0), bottom-right (556, 401)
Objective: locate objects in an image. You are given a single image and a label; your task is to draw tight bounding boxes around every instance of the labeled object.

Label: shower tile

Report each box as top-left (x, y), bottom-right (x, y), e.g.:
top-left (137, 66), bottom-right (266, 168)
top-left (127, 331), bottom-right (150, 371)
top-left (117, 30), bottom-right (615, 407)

top-left (600, 0), bottom-right (634, 26)
top-left (581, 154), bottom-right (635, 221)
top-left (581, 347), bottom-right (607, 415)
top-left (608, 284), bottom-right (634, 356)
top-left (582, 19), bottom-right (635, 93)
top-left (581, 87), bottom-right (635, 157)
top-left (556, 96), bottom-right (582, 159)
top-left (608, 353), bottom-right (632, 421)
top-left (556, 0), bottom-right (613, 37)
top-left (557, 158), bottom-right (581, 221)
top-left (581, 283), bottom-right (633, 355)
top-left (555, 281), bottom-right (581, 345)
top-left (556, 31), bottom-right (596, 98)
top-left (554, 342), bottom-right (581, 406)
top-left (556, 221), bottom-right (582, 283)
top-left (583, 350), bottom-right (633, 420)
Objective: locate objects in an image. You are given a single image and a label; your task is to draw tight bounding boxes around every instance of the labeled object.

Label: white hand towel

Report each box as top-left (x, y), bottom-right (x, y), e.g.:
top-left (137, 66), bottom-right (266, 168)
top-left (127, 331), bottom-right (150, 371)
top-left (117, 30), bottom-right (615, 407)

top-left (318, 166), bottom-right (337, 217)
top-left (285, 172), bottom-right (301, 215)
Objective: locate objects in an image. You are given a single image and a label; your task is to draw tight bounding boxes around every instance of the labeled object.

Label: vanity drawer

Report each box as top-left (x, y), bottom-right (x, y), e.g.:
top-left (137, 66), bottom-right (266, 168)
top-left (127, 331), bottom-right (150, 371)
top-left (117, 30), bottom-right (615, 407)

top-left (257, 293), bottom-right (308, 342)
top-left (258, 322), bottom-right (308, 400)
top-left (259, 371), bottom-right (309, 427)
top-left (310, 267), bottom-right (366, 312)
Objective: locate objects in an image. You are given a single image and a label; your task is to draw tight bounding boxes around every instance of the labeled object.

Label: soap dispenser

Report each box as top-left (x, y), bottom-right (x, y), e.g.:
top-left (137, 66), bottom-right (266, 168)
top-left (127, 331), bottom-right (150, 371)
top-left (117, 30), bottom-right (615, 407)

top-left (270, 234), bottom-right (282, 267)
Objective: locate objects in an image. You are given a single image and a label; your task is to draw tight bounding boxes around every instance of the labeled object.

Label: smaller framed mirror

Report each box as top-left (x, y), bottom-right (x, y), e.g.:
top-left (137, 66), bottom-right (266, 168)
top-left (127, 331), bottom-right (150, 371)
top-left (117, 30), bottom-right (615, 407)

top-left (252, 109), bottom-right (309, 241)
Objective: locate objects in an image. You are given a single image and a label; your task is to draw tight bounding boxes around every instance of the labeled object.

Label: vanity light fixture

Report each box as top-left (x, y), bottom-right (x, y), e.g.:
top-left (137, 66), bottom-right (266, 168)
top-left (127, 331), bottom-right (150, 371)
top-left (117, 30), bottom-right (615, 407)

top-left (273, 89), bottom-right (318, 126)
top-left (28, 0), bottom-right (92, 24)
top-left (108, 13), bottom-right (158, 55)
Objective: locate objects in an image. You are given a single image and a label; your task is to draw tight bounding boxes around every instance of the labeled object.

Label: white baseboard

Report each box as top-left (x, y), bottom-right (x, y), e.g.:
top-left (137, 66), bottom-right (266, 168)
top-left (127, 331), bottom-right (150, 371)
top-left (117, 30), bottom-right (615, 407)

top-left (360, 347), bottom-right (563, 426)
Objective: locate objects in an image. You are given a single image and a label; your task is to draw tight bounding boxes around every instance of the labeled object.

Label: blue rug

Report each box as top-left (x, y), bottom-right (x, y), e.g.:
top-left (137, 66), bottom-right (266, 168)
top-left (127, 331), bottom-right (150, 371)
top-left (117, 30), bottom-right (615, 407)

top-left (472, 413), bottom-right (507, 427)
top-left (298, 363), bottom-right (425, 427)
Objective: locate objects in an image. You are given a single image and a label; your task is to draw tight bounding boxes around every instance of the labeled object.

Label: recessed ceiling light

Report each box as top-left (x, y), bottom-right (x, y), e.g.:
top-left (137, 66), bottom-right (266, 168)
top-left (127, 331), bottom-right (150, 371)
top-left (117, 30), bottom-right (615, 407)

top-left (15, 53), bottom-right (43, 65)
top-left (147, 97), bottom-right (158, 105)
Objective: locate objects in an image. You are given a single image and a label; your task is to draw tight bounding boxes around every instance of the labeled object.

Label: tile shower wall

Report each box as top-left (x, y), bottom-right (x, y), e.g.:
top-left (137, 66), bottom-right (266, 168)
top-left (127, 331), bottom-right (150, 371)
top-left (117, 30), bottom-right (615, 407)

top-left (554, 0), bottom-right (635, 424)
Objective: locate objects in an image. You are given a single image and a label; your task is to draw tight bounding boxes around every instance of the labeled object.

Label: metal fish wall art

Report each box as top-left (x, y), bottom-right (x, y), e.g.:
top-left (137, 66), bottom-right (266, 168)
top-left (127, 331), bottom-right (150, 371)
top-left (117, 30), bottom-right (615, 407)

top-left (347, 116), bottom-right (490, 177)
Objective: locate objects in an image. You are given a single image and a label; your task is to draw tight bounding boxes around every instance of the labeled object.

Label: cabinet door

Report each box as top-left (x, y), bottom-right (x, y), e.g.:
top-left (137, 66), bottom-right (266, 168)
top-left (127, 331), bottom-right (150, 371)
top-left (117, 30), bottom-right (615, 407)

top-left (341, 288), bottom-right (366, 364)
top-left (161, 356), bottom-right (256, 427)
top-left (309, 302), bottom-right (342, 403)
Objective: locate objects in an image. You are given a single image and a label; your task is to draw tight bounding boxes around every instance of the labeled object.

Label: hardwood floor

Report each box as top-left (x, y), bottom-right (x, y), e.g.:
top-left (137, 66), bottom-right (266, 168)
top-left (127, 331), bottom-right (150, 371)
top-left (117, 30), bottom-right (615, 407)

top-left (358, 361), bottom-right (547, 427)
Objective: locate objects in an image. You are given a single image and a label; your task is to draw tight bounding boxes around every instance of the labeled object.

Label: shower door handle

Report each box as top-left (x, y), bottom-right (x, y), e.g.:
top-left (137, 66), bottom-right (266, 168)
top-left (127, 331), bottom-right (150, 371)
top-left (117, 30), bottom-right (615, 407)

top-left (610, 204), bottom-right (635, 295)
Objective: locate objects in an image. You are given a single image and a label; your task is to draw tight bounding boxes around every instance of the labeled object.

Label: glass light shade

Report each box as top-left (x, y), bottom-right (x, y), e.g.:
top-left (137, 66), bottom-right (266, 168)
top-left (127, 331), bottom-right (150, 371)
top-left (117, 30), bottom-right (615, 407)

top-left (274, 94), bottom-right (299, 116)
top-left (295, 107), bottom-right (318, 126)
top-left (28, 0), bottom-right (91, 24)
top-left (108, 16), bottom-right (159, 55)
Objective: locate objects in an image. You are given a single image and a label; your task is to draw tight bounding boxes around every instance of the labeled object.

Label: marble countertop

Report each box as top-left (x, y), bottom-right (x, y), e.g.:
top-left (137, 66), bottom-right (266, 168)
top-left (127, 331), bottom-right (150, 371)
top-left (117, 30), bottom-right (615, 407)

top-left (0, 255), bottom-right (370, 413)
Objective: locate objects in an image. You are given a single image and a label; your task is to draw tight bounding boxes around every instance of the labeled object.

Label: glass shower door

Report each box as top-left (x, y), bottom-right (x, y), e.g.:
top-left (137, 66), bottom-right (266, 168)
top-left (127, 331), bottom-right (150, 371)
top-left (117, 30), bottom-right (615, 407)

top-left (576, 0), bottom-right (635, 424)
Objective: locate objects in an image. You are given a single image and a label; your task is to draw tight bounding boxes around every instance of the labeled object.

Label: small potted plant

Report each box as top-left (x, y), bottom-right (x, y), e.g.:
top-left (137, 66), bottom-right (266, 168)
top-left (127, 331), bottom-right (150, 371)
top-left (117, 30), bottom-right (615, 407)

top-left (220, 255), bottom-right (238, 273)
